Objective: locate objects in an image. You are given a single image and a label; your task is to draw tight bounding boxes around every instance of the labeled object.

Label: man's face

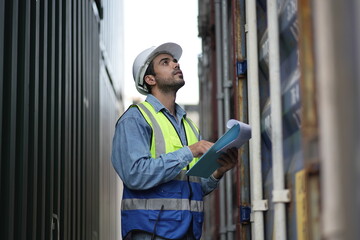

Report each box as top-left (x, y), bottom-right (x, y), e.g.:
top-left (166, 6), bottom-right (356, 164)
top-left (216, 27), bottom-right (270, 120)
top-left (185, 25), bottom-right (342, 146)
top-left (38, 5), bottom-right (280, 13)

top-left (151, 53), bottom-right (185, 93)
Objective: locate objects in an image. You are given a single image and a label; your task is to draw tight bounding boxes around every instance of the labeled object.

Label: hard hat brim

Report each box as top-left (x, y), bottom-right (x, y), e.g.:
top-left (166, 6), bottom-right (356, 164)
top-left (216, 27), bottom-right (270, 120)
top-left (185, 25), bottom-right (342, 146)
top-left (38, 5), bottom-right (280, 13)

top-left (150, 42), bottom-right (182, 62)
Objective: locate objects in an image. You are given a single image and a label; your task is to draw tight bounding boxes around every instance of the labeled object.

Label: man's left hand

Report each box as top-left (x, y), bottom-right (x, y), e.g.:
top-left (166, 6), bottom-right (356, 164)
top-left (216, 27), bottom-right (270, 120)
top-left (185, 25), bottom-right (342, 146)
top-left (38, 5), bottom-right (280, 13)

top-left (212, 148), bottom-right (238, 179)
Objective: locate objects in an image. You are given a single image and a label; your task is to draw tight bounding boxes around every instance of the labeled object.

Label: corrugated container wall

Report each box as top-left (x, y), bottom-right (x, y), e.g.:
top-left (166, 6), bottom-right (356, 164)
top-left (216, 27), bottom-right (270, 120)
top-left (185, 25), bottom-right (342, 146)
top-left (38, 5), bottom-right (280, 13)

top-left (198, 0), bottom-right (360, 239)
top-left (0, 0), bottom-right (124, 240)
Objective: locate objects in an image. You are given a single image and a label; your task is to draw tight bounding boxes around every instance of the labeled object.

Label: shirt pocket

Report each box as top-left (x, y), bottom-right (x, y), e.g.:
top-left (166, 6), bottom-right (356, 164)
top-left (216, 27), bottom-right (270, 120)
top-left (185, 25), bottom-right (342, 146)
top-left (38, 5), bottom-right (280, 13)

top-left (148, 208), bottom-right (182, 221)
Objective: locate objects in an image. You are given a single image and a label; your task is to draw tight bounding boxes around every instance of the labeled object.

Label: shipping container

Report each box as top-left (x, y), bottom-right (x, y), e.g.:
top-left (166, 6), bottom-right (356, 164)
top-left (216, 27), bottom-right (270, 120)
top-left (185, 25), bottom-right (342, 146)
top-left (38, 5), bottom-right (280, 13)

top-left (197, 0), bottom-right (360, 239)
top-left (0, 1), bottom-right (123, 239)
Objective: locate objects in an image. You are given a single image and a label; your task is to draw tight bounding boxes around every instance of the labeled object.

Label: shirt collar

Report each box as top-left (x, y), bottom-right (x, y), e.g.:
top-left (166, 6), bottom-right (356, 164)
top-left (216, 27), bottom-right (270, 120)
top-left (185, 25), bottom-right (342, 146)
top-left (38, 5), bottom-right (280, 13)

top-left (145, 94), bottom-right (187, 119)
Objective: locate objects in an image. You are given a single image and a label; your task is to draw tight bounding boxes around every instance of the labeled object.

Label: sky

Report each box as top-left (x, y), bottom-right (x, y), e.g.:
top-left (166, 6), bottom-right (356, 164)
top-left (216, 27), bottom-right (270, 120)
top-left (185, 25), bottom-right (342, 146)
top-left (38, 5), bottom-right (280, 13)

top-left (123, 0), bottom-right (201, 106)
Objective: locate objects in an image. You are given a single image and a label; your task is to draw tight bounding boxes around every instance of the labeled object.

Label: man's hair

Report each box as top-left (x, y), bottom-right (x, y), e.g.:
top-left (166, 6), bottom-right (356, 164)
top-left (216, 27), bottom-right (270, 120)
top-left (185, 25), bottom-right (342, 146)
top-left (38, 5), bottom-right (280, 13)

top-left (143, 60), bottom-right (155, 92)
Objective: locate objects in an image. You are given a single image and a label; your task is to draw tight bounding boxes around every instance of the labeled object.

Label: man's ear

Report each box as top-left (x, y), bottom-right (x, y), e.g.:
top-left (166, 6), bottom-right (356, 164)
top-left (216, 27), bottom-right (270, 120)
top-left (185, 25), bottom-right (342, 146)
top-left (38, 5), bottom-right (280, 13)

top-left (144, 75), bottom-right (156, 86)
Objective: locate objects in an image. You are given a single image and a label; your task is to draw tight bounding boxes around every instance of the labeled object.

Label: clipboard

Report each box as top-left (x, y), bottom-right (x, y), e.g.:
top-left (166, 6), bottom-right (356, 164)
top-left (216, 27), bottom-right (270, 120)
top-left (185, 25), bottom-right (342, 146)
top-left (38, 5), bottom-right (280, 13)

top-left (186, 119), bottom-right (251, 178)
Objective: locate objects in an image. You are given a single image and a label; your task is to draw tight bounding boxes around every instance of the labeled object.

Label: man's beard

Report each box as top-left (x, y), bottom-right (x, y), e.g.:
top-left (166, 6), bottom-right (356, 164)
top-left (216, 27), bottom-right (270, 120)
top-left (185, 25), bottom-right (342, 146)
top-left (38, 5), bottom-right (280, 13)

top-left (155, 76), bottom-right (185, 93)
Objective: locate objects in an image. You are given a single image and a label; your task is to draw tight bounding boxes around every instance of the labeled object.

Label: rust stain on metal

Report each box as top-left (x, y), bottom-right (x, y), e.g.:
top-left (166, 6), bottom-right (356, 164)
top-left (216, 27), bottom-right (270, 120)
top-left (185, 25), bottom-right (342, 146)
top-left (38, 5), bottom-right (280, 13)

top-left (298, 0), bottom-right (318, 142)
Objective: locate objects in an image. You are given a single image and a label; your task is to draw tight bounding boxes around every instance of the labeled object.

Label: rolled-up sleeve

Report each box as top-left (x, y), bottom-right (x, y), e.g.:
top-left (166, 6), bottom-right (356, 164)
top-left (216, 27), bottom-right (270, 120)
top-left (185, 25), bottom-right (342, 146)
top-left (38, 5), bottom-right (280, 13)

top-left (201, 175), bottom-right (220, 195)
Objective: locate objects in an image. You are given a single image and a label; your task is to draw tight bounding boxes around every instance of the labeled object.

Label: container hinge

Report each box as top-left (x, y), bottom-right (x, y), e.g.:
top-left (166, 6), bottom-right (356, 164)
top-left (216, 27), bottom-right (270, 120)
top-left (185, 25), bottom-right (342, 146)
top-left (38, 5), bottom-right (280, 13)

top-left (252, 199), bottom-right (269, 211)
top-left (51, 213), bottom-right (60, 240)
top-left (223, 80), bottom-right (233, 88)
top-left (247, 200), bottom-right (268, 223)
top-left (272, 189), bottom-right (291, 203)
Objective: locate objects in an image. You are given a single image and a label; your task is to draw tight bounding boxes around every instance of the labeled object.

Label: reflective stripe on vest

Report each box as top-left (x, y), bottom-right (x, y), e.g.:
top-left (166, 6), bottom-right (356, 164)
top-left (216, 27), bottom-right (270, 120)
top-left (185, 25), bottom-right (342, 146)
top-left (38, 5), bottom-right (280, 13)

top-left (174, 170), bottom-right (201, 183)
top-left (122, 198), bottom-right (203, 212)
top-left (136, 102), bottom-right (200, 168)
top-left (137, 103), bottom-right (166, 158)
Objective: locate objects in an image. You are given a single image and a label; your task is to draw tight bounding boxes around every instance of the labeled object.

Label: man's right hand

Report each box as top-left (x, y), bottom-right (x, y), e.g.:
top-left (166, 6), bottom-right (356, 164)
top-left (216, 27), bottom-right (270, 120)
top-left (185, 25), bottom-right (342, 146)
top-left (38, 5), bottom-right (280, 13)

top-left (188, 140), bottom-right (214, 158)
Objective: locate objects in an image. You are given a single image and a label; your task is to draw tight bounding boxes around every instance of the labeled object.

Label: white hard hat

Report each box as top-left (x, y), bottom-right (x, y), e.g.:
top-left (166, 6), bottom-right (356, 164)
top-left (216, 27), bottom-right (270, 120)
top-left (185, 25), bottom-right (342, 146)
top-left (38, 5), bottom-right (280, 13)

top-left (132, 42), bottom-right (182, 95)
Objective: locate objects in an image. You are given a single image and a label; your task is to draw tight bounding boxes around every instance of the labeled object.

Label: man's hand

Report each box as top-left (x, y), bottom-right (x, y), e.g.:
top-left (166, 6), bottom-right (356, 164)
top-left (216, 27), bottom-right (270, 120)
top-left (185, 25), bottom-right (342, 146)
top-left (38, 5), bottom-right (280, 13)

top-left (212, 148), bottom-right (238, 179)
top-left (188, 140), bottom-right (214, 158)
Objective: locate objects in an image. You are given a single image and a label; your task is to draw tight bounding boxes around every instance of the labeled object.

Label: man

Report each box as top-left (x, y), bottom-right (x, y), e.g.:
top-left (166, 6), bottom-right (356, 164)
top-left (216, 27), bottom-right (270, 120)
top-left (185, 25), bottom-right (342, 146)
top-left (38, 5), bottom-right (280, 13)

top-left (111, 42), bottom-right (238, 240)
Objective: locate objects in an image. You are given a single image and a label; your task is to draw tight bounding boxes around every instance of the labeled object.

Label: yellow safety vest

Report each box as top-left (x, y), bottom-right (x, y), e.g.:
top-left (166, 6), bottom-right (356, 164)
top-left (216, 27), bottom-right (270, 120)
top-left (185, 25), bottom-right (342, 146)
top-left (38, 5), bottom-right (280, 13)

top-left (136, 101), bottom-right (200, 169)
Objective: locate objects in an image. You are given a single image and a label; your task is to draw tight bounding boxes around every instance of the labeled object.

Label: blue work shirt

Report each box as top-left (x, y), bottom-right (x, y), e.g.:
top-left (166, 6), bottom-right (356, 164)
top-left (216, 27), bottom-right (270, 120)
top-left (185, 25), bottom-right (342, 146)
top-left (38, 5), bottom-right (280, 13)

top-left (111, 94), bottom-right (219, 194)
